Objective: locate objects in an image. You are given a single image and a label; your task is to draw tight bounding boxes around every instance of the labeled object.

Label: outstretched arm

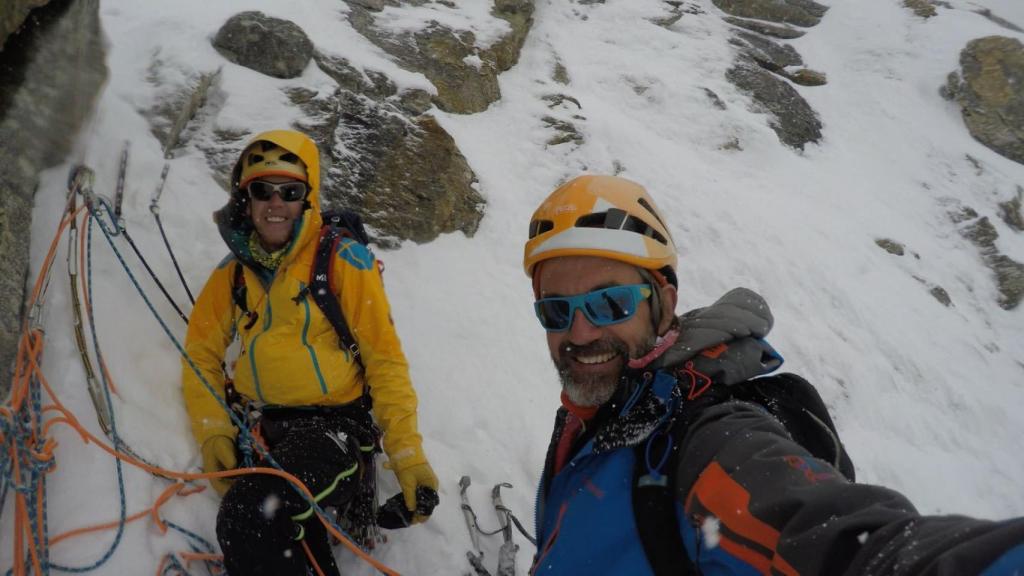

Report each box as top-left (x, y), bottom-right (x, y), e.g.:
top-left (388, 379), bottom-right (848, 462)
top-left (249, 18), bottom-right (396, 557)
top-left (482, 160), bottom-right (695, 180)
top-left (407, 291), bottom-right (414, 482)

top-left (675, 401), bottom-right (1024, 575)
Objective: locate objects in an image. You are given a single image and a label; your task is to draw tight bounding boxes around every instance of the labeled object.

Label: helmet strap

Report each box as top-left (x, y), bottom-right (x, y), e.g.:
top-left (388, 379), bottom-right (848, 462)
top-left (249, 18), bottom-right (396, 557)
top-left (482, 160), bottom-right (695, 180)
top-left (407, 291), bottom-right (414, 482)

top-left (637, 268), bottom-right (663, 333)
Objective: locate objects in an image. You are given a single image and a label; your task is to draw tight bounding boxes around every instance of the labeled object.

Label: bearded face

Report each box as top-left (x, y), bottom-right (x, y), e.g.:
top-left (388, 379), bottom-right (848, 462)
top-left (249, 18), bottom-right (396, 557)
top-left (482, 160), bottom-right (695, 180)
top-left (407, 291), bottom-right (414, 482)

top-left (554, 334), bottom-right (656, 407)
top-left (537, 256), bottom-right (671, 408)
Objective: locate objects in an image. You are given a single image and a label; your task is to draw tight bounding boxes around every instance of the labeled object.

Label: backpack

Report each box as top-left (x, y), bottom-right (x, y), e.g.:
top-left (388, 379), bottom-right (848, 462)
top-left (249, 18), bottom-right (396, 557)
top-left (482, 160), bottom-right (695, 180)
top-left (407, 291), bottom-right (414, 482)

top-left (632, 373), bottom-right (856, 576)
top-left (231, 209), bottom-right (373, 368)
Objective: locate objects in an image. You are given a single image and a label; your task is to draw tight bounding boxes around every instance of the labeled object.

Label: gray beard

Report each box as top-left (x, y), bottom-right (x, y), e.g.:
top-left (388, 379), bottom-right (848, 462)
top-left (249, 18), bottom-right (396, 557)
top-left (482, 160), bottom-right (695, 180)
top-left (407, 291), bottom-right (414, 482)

top-left (555, 334), bottom-right (657, 408)
top-left (559, 367), bottom-right (621, 407)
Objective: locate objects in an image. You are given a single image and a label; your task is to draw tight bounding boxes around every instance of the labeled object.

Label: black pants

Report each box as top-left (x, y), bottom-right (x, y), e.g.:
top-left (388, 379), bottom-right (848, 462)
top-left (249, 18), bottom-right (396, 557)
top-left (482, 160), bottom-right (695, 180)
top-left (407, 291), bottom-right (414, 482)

top-left (217, 407), bottom-right (375, 576)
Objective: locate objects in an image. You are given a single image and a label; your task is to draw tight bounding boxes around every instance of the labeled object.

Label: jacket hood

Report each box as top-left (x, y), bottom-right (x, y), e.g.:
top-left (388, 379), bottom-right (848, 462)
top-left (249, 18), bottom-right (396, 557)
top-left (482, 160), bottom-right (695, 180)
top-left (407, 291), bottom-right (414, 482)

top-left (213, 130), bottom-right (324, 270)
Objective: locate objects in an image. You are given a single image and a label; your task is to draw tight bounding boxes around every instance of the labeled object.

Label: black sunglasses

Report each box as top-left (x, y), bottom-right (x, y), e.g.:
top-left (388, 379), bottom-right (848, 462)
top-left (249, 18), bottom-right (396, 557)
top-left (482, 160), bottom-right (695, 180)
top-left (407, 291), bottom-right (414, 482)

top-left (247, 180), bottom-right (308, 202)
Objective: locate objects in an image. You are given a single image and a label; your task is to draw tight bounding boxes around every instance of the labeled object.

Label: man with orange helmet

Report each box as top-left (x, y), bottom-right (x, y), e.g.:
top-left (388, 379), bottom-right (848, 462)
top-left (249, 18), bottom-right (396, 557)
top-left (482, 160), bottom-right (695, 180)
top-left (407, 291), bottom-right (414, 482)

top-left (182, 130), bottom-right (437, 575)
top-left (524, 175), bottom-right (1024, 575)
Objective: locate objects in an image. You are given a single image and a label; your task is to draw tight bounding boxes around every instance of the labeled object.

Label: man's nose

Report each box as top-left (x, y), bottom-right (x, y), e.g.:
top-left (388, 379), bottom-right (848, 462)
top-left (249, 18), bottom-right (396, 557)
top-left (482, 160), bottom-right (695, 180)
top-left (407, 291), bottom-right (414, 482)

top-left (567, 308), bottom-right (601, 344)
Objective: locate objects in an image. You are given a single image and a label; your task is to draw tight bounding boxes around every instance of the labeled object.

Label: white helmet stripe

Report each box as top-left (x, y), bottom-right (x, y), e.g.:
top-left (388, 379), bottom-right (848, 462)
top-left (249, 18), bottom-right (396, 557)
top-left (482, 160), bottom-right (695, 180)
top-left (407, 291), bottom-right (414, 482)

top-left (527, 227), bottom-right (650, 260)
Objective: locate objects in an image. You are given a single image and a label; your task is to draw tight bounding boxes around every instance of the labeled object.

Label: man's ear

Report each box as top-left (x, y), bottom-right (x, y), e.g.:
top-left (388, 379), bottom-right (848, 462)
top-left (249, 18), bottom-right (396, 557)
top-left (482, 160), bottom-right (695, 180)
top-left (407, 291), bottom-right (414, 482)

top-left (656, 283), bottom-right (678, 335)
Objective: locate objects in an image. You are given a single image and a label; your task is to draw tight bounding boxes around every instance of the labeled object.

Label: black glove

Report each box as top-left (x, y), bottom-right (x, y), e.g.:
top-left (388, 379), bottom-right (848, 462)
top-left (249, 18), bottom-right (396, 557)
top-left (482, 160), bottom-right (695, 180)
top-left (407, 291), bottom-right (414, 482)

top-left (376, 486), bottom-right (440, 529)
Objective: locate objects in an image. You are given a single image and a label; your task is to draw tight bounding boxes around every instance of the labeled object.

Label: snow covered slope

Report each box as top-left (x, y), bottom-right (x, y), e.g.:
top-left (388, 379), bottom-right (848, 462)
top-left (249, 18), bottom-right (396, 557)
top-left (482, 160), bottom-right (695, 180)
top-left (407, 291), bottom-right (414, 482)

top-left (6, 0), bottom-right (1024, 573)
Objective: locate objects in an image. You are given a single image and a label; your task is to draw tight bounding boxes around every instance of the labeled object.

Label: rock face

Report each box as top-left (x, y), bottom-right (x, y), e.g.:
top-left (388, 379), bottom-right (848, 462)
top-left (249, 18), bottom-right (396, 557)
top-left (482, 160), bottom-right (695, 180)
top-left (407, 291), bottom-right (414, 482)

top-left (726, 59), bottom-right (822, 149)
top-left (0, 0), bottom-right (106, 391)
top-left (287, 55), bottom-right (484, 245)
top-left (999, 186), bottom-right (1024, 232)
top-left (945, 36), bottom-right (1024, 165)
top-left (876, 238), bottom-right (906, 256)
top-left (713, 0), bottom-right (827, 27)
top-left (346, 0), bottom-right (535, 114)
top-left (724, 16), bottom-right (805, 39)
top-left (213, 11), bottom-right (313, 79)
top-left (903, 0), bottom-right (937, 18)
top-left (0, 0), bottom-right (49, 50)
top-left (194, 12), bottom-right (488, 246)
top-left (955, 210), bottom-right (1024, 310)
top-left (730, 31), bottom-right (804, 68)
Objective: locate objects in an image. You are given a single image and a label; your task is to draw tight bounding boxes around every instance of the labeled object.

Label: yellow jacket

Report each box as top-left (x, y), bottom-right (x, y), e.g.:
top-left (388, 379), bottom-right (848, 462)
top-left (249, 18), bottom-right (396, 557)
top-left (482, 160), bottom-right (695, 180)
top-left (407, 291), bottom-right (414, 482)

top-left (182, 130), bottom-right (425, 469)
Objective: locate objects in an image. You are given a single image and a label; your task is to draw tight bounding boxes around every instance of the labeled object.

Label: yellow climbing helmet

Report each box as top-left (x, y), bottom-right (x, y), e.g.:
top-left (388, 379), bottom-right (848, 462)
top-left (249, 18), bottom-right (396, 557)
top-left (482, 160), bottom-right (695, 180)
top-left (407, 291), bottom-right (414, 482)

top-left (238, 133), bottom-right (309, 188)
top-left (524, 175), bottom-right (678, 286)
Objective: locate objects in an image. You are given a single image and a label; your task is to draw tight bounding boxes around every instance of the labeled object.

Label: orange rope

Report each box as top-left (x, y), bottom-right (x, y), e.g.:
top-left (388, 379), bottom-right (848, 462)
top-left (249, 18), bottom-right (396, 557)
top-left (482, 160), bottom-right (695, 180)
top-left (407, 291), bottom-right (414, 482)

top-left (302, 540), bottom-right (328, 576)
top-left (6, 191), bottom-right (400, 576)
top-left (48, 483), bottom-right (201, 547)
top-left (179, 551), bottom-right (224, 565)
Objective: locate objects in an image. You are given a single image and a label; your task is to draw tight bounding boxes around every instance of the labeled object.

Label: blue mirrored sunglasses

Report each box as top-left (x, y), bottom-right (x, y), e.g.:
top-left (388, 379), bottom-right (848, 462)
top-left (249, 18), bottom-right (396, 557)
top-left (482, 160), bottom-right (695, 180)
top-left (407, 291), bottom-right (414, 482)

top-left (534, 284), bottom-right (653, 332)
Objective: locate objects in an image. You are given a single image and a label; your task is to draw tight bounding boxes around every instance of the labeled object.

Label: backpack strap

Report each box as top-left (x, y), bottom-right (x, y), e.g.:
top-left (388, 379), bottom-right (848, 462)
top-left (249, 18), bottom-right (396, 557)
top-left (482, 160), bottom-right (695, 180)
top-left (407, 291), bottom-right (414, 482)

top-left (632, 420), bottom-right (699, 576)
top-left (310, 220), bottom-right (363, 368)
top-left (232, 261), bottom-right (259, 330)
top-left (631, 371), bottom-right (699, 576)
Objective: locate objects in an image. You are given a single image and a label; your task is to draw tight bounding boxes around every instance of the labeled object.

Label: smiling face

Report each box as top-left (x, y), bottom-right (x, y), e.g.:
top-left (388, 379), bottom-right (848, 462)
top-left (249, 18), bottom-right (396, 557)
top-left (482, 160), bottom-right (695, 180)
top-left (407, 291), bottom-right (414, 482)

top-left (537, 256), bottom-right (677, 407)
top-left (246, 175), bottom-right (306, 251)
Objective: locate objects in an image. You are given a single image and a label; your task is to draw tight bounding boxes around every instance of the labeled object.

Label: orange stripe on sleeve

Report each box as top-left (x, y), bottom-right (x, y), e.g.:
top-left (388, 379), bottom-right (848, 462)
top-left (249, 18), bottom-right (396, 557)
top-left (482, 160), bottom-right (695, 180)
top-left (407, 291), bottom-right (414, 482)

top-left (687, 462), bottom-right (799, 576)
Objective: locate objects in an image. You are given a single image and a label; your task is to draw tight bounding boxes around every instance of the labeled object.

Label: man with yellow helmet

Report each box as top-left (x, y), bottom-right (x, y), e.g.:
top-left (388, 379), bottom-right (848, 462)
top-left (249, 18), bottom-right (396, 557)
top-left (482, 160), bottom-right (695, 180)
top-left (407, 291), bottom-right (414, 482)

top-left (182, 130), bottom-right (437, 575)
top-left (524, 175), bottom-right (1024, 575)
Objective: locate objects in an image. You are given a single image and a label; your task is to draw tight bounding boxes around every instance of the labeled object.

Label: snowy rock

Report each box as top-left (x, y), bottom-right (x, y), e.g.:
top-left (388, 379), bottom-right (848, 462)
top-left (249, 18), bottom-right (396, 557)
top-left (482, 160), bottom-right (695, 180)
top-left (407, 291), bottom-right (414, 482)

top-left (903, 0), bottom-right (938, 19)
top-left (0, 0), bottom-right (105, 392)
top-left (999, 186), bottom-right (1024, 232)
top-left (346, 0), bottom-right (534, 114)
top-left (213, 11), bottom-right (314, 79)
top-left (973, 8), bottom-right (1024, 33)
top-left (723, 16), bottom-right (805, 39)
top-left (344, 0), bottom-right (390, 11)
top-left (712, 0), bottom-right (827, 28)
top-left (956, 214), bottom-right (1024, 310)
top-left (145, 68), bottom-right (222, 157)
top-left (542, 116), bottom-right (585, 147)
top-left (875, 239), bottom-right (906, 256)
top-left (729, 31), bottom-right (805, 69)
top-left (726, 58), bottom-right (822, 150)
top-left (945, 36), bottom-right (1024, 166)
top-left (552, 60), bottom-right (571, 84)
top-left (929, 285), bottom-right (953, 307)
top-left (397, 88), bottom-right (433, 116)
top-left (356, 114), bottom-right (484, 244)
top-left (314, 53), bottom-right (396, 101)
top-left (787, 68), bottom-right (827, 86)
top-left (287, 88), bottom-right (483, 245)
top-left (728, 31), bottom-right (825, 87)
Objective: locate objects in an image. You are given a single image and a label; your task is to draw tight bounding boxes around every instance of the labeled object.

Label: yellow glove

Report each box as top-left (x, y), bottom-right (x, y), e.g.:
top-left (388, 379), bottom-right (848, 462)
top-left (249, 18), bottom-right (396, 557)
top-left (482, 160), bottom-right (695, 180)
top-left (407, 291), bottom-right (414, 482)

top-left (201, 435), bottom-right (237, 496)
top-left (395, 461), bottom-right (439, 524)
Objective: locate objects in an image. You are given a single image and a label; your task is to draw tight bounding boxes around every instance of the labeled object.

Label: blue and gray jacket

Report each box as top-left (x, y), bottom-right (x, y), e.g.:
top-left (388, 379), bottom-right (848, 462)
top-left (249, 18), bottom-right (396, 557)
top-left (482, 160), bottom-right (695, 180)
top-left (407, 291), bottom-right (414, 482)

top-left (531, 288), bottom-right (1024, 576)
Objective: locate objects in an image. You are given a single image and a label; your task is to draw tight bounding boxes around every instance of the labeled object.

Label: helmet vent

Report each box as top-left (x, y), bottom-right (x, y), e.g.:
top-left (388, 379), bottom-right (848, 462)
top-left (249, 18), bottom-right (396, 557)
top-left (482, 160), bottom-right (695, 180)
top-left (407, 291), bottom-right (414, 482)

top-left (636, 197), bottom-right (667, 229)
top-left (280, 152), bottom-right (300, 164)
top-left (575, 209), bottom-right (667, 245)
top-left (529, 219), bottom-right (554, 239)
top-left (248, 154), bottom-right (264, 165)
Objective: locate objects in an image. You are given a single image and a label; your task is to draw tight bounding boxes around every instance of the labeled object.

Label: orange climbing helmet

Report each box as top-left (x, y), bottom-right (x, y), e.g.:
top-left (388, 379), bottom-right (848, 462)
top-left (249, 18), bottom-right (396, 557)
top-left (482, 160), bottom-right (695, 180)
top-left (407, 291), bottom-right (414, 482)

top-left (524, 175), bottom-right (678, 287)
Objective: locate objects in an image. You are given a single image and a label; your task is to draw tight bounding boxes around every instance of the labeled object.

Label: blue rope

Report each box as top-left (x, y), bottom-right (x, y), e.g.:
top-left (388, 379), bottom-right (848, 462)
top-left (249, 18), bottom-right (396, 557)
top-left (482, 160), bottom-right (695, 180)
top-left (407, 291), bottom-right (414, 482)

top-left (80, 189), bottom-right (365, 551)
top-left (164, 521), bottom-right (222, 576)
top-left (159, 554), bottom-right (194, 576)
top-left (2, 354), bottom-right (59, 575)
